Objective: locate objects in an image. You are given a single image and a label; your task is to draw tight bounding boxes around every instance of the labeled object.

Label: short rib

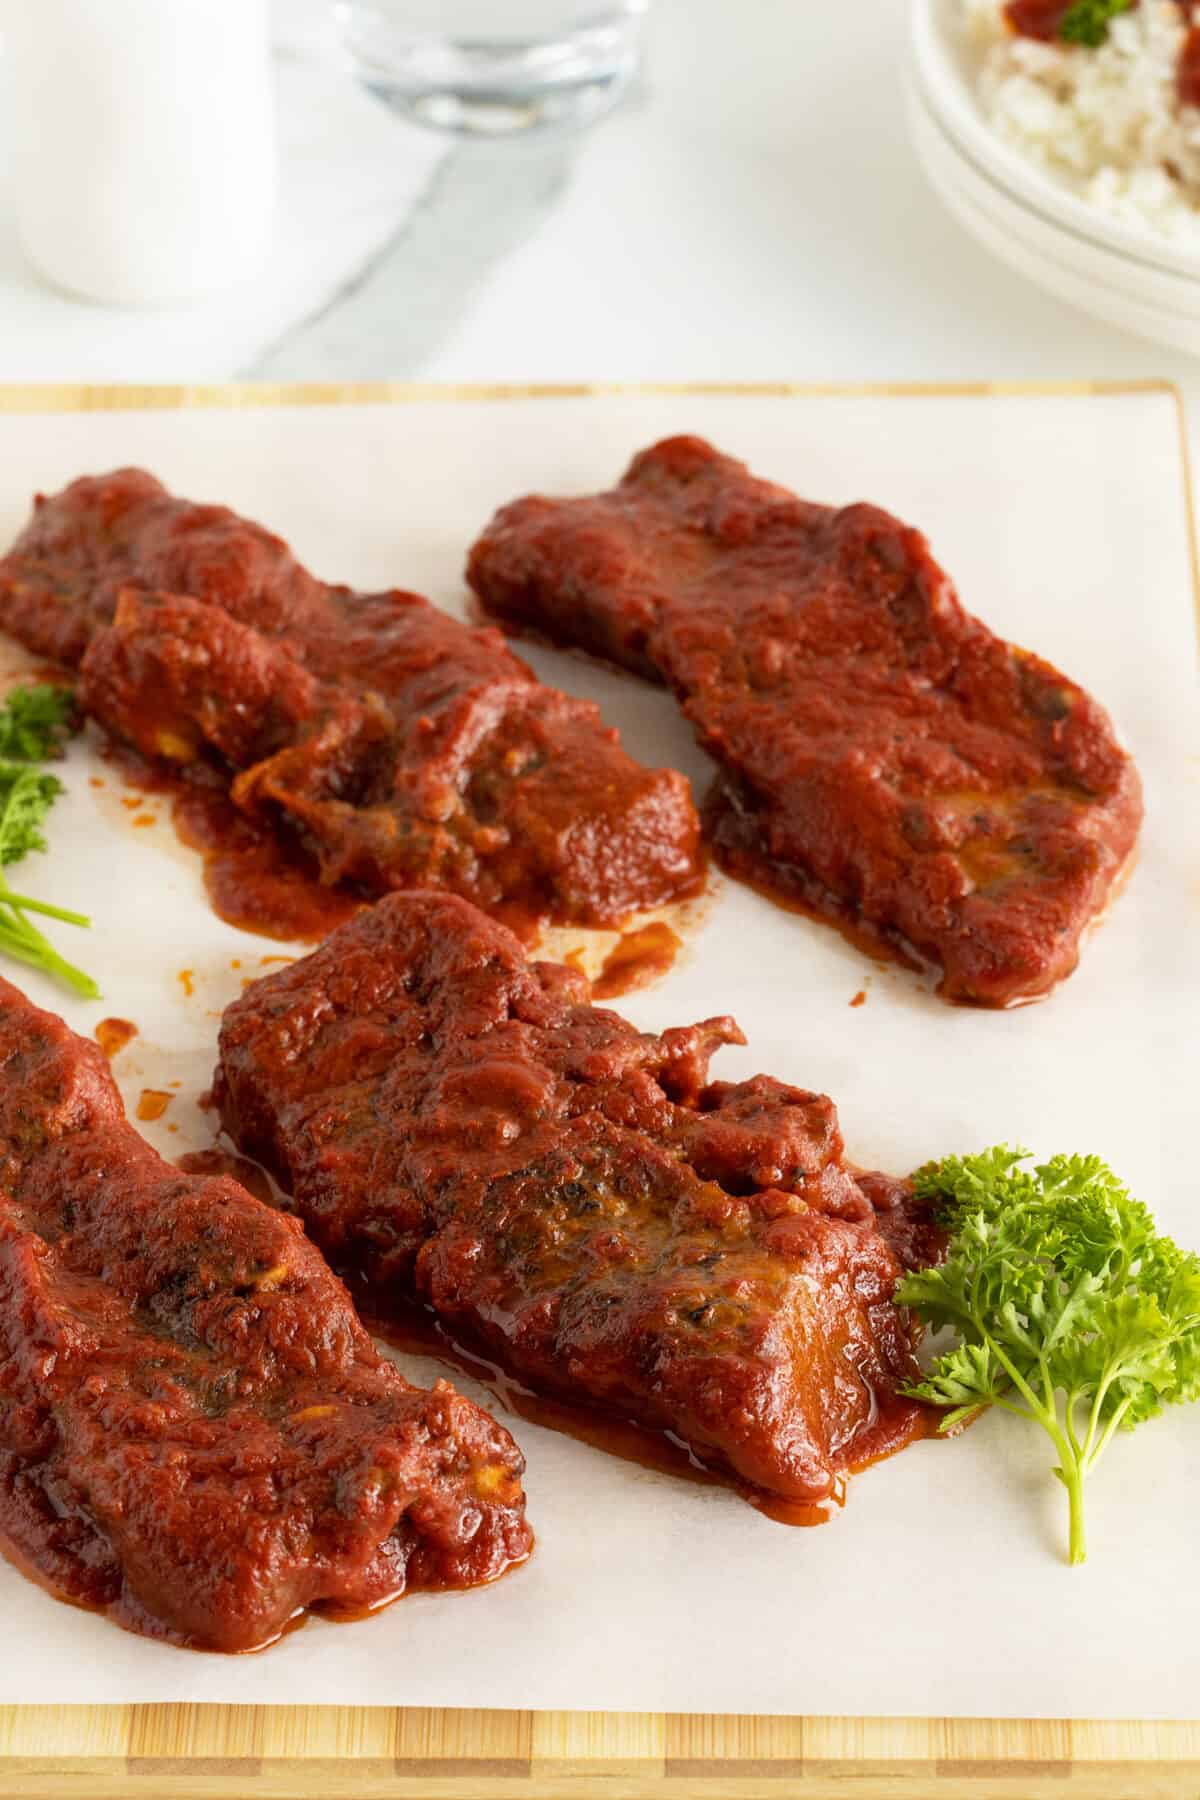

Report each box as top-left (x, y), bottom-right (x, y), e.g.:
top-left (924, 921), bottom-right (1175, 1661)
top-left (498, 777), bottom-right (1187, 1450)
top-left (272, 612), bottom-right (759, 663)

top-left (0, 469), bottom-right (700, 930)
top-left (216, 890), bottom-right (936, 1512)
top-left (467, 435), bottom-right (1143, 1004)
top-left (0, 976), bottom-right (531, 1652)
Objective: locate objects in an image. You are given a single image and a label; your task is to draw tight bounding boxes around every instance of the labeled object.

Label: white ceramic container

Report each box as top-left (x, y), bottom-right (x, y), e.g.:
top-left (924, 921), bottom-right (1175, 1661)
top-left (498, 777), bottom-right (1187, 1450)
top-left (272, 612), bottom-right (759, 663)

top-left (908, 0), bottom-right (1200, 353)
top-left (1, 0), bottom-right (277, 306)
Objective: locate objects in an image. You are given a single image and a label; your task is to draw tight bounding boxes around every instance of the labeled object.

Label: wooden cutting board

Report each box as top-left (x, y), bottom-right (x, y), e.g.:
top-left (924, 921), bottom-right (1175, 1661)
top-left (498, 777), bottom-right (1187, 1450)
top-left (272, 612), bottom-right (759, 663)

top-left (1, 1705), bottom-right (1198, 1796)
top-left (0, 381), bottom-right (1194, 1800)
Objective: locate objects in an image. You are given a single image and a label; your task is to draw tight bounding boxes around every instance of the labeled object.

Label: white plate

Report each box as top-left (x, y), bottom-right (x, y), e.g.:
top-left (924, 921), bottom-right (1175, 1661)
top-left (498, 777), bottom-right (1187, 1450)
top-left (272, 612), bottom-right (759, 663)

top-left (0, 386), bottom-right (1196, 1719)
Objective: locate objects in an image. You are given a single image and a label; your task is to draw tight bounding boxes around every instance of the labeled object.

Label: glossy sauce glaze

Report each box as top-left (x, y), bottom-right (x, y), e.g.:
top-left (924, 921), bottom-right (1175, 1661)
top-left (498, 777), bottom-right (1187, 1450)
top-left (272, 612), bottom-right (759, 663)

top-left (701, 789), bottom-right (934, 984)
top-left (216, 891), bottom-right (942, 1518)
top-left (360, 1294), bottom-right (931, 1529)
top-left (0, 978), bottom-right (532, 1653)
top-left (105, 737), bottom-right (693, 974)
top-left (468, 435), bottom-right (1143, 1007)
top-left (174, 1147), bottom-right (848, 1518)
top-left (171, 779), bottom-right (364, 944)
top-left (178, 1144), bottom-right (924, 1527)
top-left (0, 469), bottom-right (702, 937)
top-left (0, 1526), bottom-right (315, 1655)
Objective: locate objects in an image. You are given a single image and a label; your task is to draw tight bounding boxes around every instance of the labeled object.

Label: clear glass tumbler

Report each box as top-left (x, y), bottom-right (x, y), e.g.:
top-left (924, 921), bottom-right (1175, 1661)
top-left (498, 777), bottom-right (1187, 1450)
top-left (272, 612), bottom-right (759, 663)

top-left (332, 0), bottom-right (649, 137)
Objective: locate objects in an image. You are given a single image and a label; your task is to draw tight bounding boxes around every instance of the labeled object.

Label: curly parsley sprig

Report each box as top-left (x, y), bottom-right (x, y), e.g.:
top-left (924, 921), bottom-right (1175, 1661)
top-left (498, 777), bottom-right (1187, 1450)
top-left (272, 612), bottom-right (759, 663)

top-left (897, 1148), bottom-right (1200, 1565)
top-left (1057, 0), bottom-right (1134, 49)
top-left (0, 684), bottom-right (98, 999)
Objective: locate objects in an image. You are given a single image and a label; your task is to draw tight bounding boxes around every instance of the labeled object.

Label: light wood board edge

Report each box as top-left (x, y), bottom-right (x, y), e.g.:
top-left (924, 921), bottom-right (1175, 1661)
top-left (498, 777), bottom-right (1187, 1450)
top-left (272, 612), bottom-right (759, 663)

top-left (0, 376), bottom-right (1179, 409)
top-left (0, 379), bottom-right (1193, 1794)
top-left (2, 1708), bottom-right (1200, 1798)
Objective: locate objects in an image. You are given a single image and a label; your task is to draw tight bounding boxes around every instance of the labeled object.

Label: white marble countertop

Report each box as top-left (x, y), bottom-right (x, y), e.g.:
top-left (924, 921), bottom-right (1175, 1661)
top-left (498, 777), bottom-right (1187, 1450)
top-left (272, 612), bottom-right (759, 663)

top-left (1, 0), bottom-right (1198, 445)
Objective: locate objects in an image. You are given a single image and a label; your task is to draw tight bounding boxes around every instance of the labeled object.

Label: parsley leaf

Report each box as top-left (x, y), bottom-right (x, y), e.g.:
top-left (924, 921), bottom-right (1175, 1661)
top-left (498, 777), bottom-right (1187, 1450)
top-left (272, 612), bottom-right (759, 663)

top-left (897, 1148), bottom-right (1200, 1564)
top-left (0, 763), bottom-right (64, 864)
top-left (0, 681), bottom-right (76, 762)
top-left (1058, 0), bottom-right (1134, 49)
top-left (0, 684), bottom-right (98, 999)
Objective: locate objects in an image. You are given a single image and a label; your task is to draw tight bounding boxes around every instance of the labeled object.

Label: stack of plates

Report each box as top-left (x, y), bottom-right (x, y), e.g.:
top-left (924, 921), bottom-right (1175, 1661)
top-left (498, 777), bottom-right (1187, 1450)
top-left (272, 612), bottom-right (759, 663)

top-left (907, 0), bottom-right (1200, 353)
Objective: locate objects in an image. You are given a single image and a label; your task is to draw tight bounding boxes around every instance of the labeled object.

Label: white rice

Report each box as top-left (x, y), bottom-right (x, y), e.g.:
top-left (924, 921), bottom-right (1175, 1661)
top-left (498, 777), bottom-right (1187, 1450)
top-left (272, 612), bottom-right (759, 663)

top-left (959, 0), bottom-right (1200, 242)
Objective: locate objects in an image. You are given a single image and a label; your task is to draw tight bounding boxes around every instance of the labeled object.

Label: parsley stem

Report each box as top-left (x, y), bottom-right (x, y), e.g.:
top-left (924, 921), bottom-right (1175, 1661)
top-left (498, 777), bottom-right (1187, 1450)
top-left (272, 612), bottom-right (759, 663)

top-left (1064, 1386), bottom-right (1086, 1464)
top-left (900, 1147), bottom-right (1200, 1568)
top-left (0, 905), bottom-right (99, 1000)
top-left (0, 787), bottom-right (98, 996)
top-left (0, 889), bottom-right (90, 928)
top-left (1063, 1458), bottom-right (1087, 1565)
top-left (1079, 1373), bottom-right (1113, 1470)
top-left (1086, 1393), bottom-right (1132, 1473)
top-left (988, 1335), bottom-right (1087, 1561)
top-left (987, 1335), bottom-right (1054, 1426)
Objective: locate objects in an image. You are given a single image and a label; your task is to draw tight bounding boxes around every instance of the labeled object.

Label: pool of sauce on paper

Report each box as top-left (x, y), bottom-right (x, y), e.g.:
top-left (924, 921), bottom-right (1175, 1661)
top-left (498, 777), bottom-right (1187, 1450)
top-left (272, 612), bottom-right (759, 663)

top-left (94, 1017), bottom-right (138, 1058)
top-left (100, 740), bottom-right (688, 993)
top-left (101, 742), bottom-right (364, 945)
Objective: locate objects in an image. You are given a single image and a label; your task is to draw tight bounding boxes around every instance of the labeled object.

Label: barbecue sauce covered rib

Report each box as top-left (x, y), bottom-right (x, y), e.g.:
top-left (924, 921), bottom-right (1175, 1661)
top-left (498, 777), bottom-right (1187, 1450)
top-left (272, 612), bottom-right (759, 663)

top-left (216, 891), bottom-right (934, 1512)
top-left (467, 436), bottom-right (1144, 1005)
top-left (0, 977), bottom-right (531, 1652)
top-left (0, 469), bottom-right (700, 930)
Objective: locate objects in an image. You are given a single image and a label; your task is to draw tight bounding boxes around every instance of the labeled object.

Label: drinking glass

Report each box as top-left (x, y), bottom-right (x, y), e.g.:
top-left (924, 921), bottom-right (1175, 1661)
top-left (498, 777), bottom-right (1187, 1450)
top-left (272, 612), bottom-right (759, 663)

top-left (331, 0), bottom-right (649, 136)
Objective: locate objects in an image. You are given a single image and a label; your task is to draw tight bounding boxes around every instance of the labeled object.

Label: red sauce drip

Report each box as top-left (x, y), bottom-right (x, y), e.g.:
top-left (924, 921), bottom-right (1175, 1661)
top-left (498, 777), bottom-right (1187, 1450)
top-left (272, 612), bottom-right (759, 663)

top-left (0, 1529), bottom-right (115, 1632)
top-left (709, 816), bottom-right (933, 987)
top-left (98, 724), bottom-right (693, 965)
top-left (0, 1522), bottom-right (315, 1656)
top-left (592, 921), bottom-right (682, 1000)
top-left (202, 841), bottom-right (362, 944)
top-left (0, 1502), bottom-right (456, 1651)
top-left (100, 741), bottom-right (366, 946)
top-left (94, 1017), bottom-right (137, 1058)
top-left (363, 1297), bottom-right (725, 1485)
top-left (359, 1295), bottom-right (932, 1528)
top-left (135, 1089), bottom-right (172, 1122)
top-left (849, 988), bottom-right (868, 1008)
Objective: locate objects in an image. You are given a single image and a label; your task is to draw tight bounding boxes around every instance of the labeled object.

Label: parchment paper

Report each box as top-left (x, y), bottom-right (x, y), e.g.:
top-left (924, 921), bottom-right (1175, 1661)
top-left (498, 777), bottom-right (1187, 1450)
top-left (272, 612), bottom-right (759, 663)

top-left (0, 387), bottom-right (1195, 1717)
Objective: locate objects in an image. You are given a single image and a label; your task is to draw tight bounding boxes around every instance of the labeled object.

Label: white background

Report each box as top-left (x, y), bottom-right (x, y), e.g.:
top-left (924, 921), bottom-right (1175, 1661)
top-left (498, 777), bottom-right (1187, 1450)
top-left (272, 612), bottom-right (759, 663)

top-left (0, 388), bottom-right (1195, 1716)
top-left (3, 0), bottom-right (1200, 431)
